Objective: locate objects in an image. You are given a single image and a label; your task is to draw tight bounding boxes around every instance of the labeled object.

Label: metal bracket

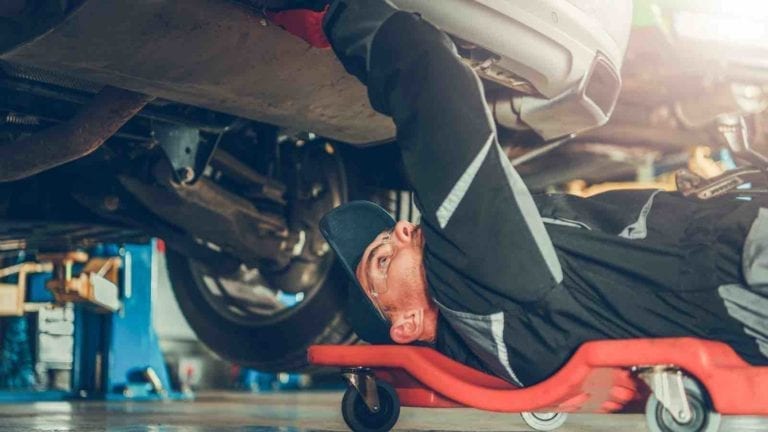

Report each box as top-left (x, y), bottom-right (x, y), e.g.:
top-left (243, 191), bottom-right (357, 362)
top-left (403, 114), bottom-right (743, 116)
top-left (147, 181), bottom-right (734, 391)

top-left (143, 367), bottom-right (168, 398)
top-left (155, 123), bottom-right (218, 185)
top-left (638, 367), bottom-right (692, 424)
top-left (38, 252), bottom-right (122, 313)
top-left (342, 368), bottom-right (380, 413)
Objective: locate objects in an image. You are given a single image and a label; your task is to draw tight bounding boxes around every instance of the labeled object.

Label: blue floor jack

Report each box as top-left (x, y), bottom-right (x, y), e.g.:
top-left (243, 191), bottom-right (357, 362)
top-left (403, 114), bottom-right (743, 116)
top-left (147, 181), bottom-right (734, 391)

top-left (0, 241), bottom-right (188, 402)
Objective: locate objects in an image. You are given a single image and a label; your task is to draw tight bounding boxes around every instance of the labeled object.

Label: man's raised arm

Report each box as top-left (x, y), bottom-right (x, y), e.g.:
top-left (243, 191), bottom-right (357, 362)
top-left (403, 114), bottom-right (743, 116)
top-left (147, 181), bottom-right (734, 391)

top-left (324, 0), bottom-right (562, 302)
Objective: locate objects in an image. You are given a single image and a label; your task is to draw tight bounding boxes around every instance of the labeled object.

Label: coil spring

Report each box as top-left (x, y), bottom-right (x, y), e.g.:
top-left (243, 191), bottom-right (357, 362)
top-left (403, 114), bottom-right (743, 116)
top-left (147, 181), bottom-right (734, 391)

top-left (3, 112), bottom-right (39, 126)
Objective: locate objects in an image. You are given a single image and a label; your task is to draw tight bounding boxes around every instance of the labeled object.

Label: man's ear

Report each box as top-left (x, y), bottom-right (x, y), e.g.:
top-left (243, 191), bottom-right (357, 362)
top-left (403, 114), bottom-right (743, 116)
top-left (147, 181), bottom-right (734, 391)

top-left (389, 309), bottom-right (423, 344)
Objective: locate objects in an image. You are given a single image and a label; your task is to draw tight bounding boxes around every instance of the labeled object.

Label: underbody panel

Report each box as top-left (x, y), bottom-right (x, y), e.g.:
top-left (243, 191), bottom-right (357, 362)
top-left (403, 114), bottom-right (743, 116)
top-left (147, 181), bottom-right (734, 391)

top-left (0, 0), bottom-right (394, 144)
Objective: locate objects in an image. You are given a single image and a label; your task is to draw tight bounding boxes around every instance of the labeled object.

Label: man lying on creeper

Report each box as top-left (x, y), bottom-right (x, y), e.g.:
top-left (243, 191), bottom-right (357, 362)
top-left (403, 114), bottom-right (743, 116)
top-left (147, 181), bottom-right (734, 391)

top-left (308, 0), bottom-right (768, 386)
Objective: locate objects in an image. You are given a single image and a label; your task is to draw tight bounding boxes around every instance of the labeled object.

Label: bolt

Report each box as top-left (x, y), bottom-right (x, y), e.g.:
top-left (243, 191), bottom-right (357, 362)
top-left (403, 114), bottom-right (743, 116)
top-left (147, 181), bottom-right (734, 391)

top-left (177, 167), bottom-right (195, 184)
top-left (260, 18), bottom-right (268, 27)
top-left (103, 195), bottom-right (120, 212)
top-left (310, 183), bottom-right (324, 198)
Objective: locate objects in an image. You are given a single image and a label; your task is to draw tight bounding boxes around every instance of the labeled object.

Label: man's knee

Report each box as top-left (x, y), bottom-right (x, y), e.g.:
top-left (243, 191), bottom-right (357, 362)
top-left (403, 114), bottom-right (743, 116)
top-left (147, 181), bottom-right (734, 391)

top-left (718, 284), bottom-right (768, 359)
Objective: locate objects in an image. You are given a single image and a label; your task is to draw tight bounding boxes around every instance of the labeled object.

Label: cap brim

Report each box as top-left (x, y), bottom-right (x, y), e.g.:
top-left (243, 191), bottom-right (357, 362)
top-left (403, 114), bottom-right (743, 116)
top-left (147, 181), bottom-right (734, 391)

top-left (319, 201), bottom-right (396, 344)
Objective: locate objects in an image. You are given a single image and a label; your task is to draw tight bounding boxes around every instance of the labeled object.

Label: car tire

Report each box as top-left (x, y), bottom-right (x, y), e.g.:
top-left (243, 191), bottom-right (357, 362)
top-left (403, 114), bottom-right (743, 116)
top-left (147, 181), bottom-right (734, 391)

top-left (167, 249), bottom-right (358, 372)
top-left (164, 143), bottom-right (395, 372)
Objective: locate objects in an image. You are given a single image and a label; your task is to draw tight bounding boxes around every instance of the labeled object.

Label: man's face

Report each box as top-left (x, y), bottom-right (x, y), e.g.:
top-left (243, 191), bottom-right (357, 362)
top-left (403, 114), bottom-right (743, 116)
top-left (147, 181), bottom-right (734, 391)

top-left (355, 221), bottom-right (426, 318)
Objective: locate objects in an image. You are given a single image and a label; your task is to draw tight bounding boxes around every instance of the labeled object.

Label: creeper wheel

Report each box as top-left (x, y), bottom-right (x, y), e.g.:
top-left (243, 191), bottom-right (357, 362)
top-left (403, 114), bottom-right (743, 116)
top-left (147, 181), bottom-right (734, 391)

top-left (645, 377), bottom-right (721, 432)
top-left (520, 412), bottom-right (569, 431)
top-left (341, 380), bottom-right (400, 432)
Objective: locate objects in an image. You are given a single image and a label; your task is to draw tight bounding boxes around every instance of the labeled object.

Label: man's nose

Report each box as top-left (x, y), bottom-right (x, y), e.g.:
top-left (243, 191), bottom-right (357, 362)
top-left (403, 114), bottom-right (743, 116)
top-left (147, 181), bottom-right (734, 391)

top-left (394, 221), bottom-right (415, 243)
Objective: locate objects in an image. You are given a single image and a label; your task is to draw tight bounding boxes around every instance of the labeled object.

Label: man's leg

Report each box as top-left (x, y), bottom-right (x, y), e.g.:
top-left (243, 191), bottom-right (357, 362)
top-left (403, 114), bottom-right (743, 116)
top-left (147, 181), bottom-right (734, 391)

top-left (719, 208), bottom-right (768, 362)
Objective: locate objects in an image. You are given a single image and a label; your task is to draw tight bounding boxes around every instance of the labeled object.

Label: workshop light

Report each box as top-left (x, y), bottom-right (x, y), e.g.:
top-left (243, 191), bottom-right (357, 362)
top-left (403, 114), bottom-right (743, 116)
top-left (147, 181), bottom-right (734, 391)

top-left (671, 0), bottom-right (768, 47)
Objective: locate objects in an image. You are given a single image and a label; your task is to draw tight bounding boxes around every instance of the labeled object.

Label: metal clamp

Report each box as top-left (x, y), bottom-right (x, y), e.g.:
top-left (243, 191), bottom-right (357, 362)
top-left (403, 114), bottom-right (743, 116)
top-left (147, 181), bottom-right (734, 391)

top-left (38, 252), bottom-right (122, 313)
top-left (342, 368), bottom-right (380, 413)
top-left (638, 367), bottom-right (692, 424)
top-left (143, 367), bottom-right (168, 398)
top-left (155, 123), bottom-right (220, 185)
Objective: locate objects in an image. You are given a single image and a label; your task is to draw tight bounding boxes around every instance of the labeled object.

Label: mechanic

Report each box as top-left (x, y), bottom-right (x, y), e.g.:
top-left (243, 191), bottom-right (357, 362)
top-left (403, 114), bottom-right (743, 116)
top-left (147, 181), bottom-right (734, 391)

top-left (314, 0), bottom-right (768, 386)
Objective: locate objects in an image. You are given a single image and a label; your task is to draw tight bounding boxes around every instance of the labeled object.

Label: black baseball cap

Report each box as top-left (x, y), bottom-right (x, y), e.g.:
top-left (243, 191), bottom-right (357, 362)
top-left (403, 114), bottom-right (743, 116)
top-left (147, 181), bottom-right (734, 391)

top-left (319, 201), bottom-right (395, 344)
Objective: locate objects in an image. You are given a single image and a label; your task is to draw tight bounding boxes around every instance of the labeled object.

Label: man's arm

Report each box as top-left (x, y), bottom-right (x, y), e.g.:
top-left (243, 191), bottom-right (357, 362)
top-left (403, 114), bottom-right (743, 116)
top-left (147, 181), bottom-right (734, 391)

top-left (324, 1), bottom-right (562, 303)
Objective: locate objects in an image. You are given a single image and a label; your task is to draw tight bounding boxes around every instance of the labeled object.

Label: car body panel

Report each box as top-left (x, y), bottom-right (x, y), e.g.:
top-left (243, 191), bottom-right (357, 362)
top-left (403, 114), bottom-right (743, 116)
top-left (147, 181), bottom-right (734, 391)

top-left (0, 0), bottom-right (395, 145)
top-left (392, 0), bottom-right (631, 98)
top-left (2, 0), bottom-right (634, 144)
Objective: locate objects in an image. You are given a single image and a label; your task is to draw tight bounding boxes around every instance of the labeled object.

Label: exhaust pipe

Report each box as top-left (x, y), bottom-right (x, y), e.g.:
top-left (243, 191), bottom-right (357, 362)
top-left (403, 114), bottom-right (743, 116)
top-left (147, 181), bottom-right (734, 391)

top-left (0, 86), bottom-right (153, 182)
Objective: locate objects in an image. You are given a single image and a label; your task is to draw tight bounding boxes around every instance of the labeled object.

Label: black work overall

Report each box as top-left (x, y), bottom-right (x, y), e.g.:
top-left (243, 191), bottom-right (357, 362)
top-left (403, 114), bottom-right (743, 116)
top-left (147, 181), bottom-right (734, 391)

top-left (324, 0), bottom-right (768, 385)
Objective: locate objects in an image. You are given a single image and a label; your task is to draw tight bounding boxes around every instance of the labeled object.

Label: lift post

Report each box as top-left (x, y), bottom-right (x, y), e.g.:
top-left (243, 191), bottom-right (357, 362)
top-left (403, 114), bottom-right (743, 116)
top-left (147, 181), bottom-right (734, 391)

top-left (0, 241), bottom-right (187, 402)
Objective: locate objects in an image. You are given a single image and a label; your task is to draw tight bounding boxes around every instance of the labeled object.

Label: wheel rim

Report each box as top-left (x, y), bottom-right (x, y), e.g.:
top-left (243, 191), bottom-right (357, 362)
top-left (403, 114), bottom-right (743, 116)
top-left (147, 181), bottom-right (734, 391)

top-left (654, 394), bottom-right (707, 432)
top-left (530, 413), bottom-right (560, 422)
top-left (645, 377), bottom-right (721, 432)
top-left (521, 412), bottom-right (568, 431)
top-left (352, 387), bottom-right (395, 430)
top-left (185, 145), bottom-right (346, 327)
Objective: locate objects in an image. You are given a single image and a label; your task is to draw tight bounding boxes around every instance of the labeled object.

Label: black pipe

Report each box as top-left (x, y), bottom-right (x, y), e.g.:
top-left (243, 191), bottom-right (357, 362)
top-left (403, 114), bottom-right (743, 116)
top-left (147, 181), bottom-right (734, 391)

top-left (0, 86), bottom-right (153, 182)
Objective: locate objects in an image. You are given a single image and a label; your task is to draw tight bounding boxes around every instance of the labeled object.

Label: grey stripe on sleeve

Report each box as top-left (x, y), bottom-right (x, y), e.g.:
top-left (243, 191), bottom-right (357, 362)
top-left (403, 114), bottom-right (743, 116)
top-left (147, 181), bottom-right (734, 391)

top-left (469, 47), bottom-right (562, 283)
top-left (436, 56), bottom-right (562, 282)
top-left (495, 144), bottom-right (563, 283)
top-left (435, 133), bottom-right (494, 229)
top-left (619, 190), bottom-right (662, 240)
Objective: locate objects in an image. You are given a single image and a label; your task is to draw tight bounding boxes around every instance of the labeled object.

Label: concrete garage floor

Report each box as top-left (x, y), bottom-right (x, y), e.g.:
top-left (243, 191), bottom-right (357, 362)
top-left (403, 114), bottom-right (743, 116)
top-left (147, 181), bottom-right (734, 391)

top-left (0, 391), bottom-right (765, 432)
top-left (0, 391), bottom-right (648, 432)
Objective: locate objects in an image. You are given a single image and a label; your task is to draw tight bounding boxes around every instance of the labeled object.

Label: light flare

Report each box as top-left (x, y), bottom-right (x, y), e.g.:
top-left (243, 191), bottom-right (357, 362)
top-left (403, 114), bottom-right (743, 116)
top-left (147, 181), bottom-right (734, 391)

top-left (673, 1), bottom-right (768, 48)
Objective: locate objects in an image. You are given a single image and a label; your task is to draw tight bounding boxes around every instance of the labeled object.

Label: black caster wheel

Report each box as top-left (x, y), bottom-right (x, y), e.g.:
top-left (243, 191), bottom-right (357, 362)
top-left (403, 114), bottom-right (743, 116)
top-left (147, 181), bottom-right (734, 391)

top-left (341, 380), bottom-right (400, 432)
top-left (645, 378), bottom-right (721, 432)
top-left (520, 412), bottom-right (569, 431)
